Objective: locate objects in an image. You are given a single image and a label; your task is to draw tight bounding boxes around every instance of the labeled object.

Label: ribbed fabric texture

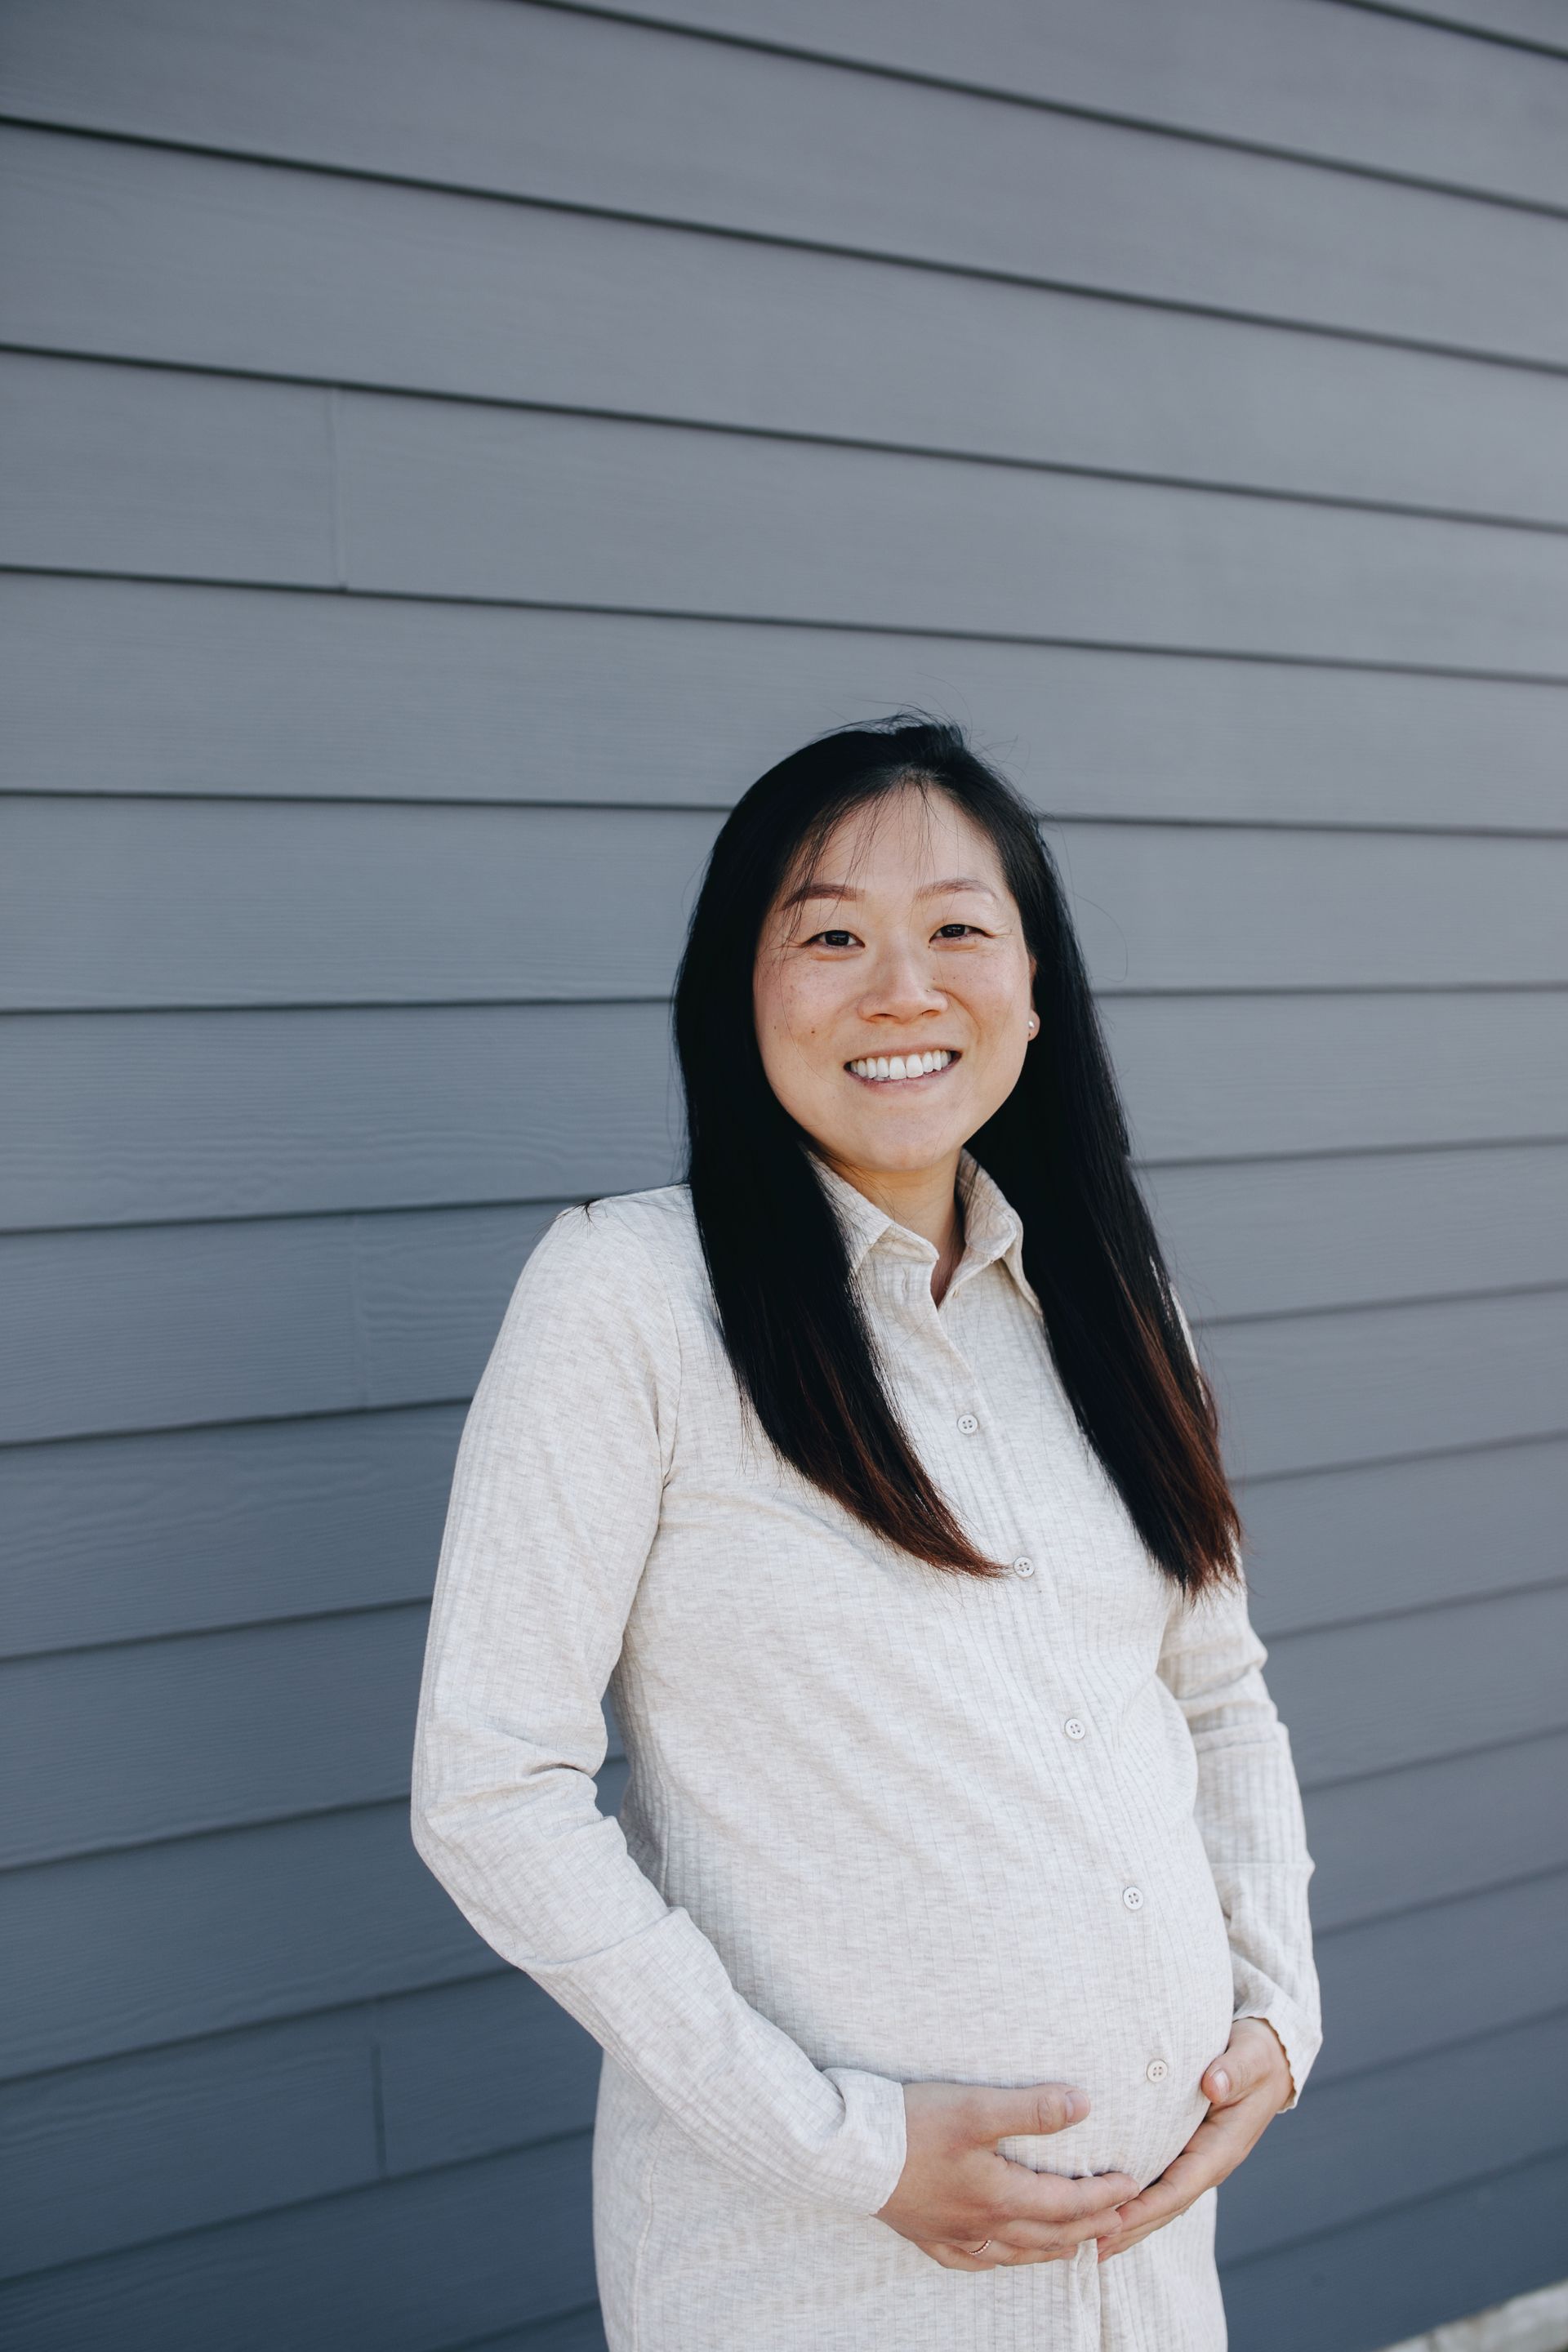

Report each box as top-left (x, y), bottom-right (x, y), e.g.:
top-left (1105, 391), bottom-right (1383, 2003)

top-left (411, 1150), bottom-right (1321, 2350)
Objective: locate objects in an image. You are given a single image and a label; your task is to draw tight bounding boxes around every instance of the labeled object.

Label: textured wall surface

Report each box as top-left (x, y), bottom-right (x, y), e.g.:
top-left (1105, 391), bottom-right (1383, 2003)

top-left (1, 4), bottom-right (1566, 2346)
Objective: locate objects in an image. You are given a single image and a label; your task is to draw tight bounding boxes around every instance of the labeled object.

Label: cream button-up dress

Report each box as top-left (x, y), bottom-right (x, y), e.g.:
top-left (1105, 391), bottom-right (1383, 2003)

top-left (411, 1149), bottom-right (1321, 2351)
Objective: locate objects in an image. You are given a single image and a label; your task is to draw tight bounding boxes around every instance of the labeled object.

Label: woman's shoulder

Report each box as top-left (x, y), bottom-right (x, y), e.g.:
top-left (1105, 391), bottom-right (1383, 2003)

top-left (522, 1181), bottom-right (707, 1316)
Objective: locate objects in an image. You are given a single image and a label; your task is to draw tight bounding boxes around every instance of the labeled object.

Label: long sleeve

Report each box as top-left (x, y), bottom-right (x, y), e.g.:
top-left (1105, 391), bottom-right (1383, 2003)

top-left (1156, 1290), bottom-right (1322, 2106)
top-left (408, 1203), bottom-right (908, 2216)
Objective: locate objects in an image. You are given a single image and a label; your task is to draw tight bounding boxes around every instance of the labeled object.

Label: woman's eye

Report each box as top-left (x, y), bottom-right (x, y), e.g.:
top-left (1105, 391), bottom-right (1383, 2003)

top-left (934, 923), bottom-right (982, 939)
top-left (812, 930), bottom-right (859, 949)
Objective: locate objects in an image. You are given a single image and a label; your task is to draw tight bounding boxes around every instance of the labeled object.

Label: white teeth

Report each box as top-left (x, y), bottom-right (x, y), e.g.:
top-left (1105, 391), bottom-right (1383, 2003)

top-left (848, 1049), bottom-right (955, 1082)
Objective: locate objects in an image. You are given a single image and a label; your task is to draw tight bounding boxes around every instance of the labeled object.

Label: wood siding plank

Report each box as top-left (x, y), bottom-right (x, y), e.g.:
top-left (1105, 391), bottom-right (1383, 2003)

top-left (0, 355), bottom-right (334, 585)
top-left (1202, 1288), bottom-right (1568, 1478)
top-left (0, 2138), bottom-right (597, 2352)
top-left (1312, 1869), bottom-right (1568, 2082)
top-left (1239, 1436), bottom-right (1568, 1638)
top-left (1305, 1731), bottom-right (1568, 1931)
top-left (0, 1002), bottom-right (679, 1230)
top-left (5, 1), bottom-right (1567, 359)
top-left (0, 799), bottom-right (720, 1010)
top-left (590, 0), bottom-right (1568, 209)
top-left (7, 579), bottom-right (1565, 830)
top-left (1101, 990), bottom-right (1568, 1162)
top-left (1148, 1144), bottom-right (1568, 1321)
top-left (0, 2011), bottom-right (377, 2279)
top-left (1218, 2145), bottom-right (1568, 2352)
top-left (4, 993), bottom-right (1562, 1233)
top-left (1218, 2007), bottom-right (1568, 2260)
top-left (7, 126), bottom-right (1568, 526)
top-left (0, 1610), bottom-right (434, 1867)
top-left (376, 1974), bottom-right (600, 2177)
top-left (7, 795), bottom-right (1568, 1009)
top-left (1, 1407), bottom-right (463, 1659)
top-left (1264, 1584), bottom-right (1568, 1787)
top-left (336, 391), bottom-right (1568, 671)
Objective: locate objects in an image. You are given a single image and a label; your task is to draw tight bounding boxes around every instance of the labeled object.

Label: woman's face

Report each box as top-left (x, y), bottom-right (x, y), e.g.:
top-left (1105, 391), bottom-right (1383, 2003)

top-left (752, 786), bottom-right (1036, 1179)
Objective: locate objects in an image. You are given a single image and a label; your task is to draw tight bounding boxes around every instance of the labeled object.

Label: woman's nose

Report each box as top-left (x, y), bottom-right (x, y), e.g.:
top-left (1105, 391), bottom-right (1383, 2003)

top-left (858, 944), bottom-right (945, 1020)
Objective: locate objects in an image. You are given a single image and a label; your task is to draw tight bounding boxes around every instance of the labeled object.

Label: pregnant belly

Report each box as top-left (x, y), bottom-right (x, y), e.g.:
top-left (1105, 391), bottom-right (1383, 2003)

top-left (724, 1867), bottom-right (1239, 2190)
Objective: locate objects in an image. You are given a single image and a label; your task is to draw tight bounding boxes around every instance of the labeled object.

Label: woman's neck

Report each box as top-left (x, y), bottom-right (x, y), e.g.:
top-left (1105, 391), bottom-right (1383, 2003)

top-left (822, 1152), bottom-right (966, 1302)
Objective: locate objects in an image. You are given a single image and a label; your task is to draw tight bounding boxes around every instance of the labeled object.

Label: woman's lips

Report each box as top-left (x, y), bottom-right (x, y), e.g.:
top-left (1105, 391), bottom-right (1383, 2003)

top-left (844, 1048), bottom-right (960, 1085)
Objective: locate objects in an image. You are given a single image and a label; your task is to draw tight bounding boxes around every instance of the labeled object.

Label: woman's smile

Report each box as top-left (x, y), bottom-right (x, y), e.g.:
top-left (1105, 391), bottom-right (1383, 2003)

top-left (844, 1048), bottom-right (960, 1085)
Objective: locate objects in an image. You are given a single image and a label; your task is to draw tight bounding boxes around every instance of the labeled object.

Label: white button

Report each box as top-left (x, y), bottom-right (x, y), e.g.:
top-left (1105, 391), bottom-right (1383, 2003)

top-left (1122, 1886), bottom-right (1145, 1912)
top-left (1012, 1556), bottom-right (1036, 1579)
top-left (1063, 1717), bottom-right (1086, 1741)
top-left (957, 1413), bottom-right (979, 1433)
top-left (1146, 2059), bottom-right (1169, 2083)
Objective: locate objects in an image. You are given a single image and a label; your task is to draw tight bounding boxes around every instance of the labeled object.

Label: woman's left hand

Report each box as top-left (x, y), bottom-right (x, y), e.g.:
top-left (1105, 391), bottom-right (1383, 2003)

top-left (1094, 2018), bottom-right (1294, 2263)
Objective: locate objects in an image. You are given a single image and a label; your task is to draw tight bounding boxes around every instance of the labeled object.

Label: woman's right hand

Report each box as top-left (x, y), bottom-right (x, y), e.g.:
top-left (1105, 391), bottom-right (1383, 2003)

top-left (875, 2082), bottom-right (1137, 2270)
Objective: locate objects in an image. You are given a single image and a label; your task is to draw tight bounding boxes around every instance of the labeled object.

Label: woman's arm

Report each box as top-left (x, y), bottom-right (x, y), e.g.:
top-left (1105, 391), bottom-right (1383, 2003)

top-left (1155, 1570), bottom-right (1322, 2109)
top-left (1156, 1290), bottom-right (1323, 2106)
top-left (409, 1203), bottom-right (907, 2216)
top-left (1093, 1564), bottom-right (1321, 2262)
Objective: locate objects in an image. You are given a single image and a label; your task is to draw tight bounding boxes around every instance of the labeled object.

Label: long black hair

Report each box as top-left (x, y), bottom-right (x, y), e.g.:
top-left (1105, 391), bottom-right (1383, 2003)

top-left (671, 714), bottom-right (1241, 1595)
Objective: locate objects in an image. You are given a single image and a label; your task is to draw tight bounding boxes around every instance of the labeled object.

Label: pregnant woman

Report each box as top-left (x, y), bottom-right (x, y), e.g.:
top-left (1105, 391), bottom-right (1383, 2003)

top-left (411, 715), bottom-right (1321, 2350)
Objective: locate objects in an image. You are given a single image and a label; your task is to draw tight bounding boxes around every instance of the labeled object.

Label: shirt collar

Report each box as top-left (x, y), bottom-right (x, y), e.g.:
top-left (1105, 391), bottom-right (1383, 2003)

top-left (808, 1147), bottom-right (1032, 1304)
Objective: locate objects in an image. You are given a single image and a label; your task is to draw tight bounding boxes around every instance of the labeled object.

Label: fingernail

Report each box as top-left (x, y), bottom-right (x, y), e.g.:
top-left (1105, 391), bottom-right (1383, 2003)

top-left (1211, 2069), bottom-right (1230, 2097)
top-left (1066, 2088), bottom-right (1087, 2120)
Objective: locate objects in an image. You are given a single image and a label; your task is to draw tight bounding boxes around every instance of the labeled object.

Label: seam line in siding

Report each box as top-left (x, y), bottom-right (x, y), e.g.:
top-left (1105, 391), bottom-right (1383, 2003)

top-left (11, 341), bottom-right (1568, 541)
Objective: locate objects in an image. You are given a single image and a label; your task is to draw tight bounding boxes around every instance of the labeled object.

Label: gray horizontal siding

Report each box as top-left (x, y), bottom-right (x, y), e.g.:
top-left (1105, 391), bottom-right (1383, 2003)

top-left (1306, 1730), bottom-right (1568, 1930)
top-left (1312, 1867), bottom-right (1568, 2082)
top-left (1219, 2147), bottom-right (1568, 2352)
top-left (1388, 0), bottom-right (1568, 49)
top-left (6, 995), bottom-right (1565, 1234)
top-left (0, 1976), bottom-right (598, 2278)
top-left (6, 1), bottom-right (1567, 362)
top-left (1, 1409), bottom-right (464, 1657)
top-left (6, 1419), bottom-right (1565, 1660)
top-left (5, 1579), bottom-right (1565, 1867)
top-left (10, 354), bottom-right (1568, 670)
top-left (1239, 1434), bottom-right (1568, 1637)
top-left (0, 2136), bottom-right (599, 2352)
top-left (1216, 2007), bottom-right (1568, 2260)
top-left (7, 795), bottom-right (1568, 1008)
top-left (580, 0), bottom-right (1568, 208)
top-left (7, 127), bottom-right (1568, 528)
top-left (8, 1866), bottom-right (1562, 2275)
top-left (2, 1774), bottom-right (625, 2079)
top-left (7, 578), bottom-right (1566, 827)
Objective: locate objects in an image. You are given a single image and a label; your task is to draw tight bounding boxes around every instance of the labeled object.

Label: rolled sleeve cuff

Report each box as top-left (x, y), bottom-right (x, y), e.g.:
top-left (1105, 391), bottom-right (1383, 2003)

top-left (1234, 1995), bottom-right (1321, 2110)
top-left (822, 2065), bottom-right (908, 2215)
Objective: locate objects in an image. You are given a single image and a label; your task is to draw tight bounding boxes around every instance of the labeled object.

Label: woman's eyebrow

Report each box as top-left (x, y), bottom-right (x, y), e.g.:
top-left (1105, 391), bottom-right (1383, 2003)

top-left (779, 876), bottom-right (999, 908)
